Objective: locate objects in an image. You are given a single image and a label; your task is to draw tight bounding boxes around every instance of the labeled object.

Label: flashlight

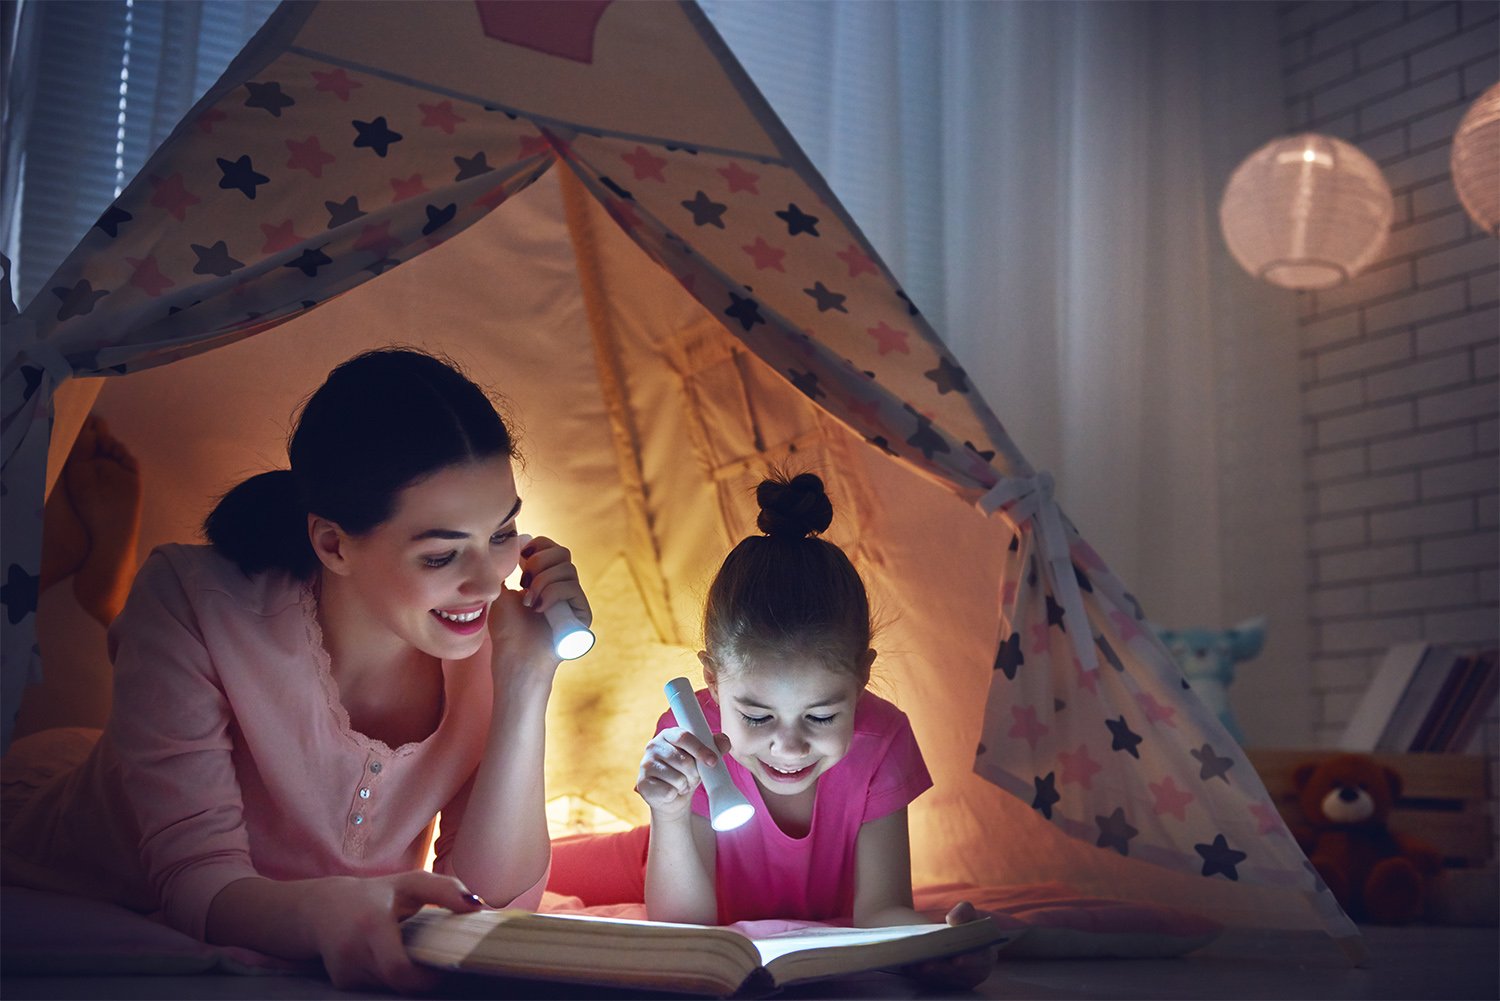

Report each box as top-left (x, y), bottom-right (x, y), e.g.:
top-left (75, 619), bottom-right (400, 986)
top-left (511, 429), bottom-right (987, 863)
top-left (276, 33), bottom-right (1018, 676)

top-left (664, 677), bottom-right (755, 832)
top-left (517, 535), bottom-right (595, 661)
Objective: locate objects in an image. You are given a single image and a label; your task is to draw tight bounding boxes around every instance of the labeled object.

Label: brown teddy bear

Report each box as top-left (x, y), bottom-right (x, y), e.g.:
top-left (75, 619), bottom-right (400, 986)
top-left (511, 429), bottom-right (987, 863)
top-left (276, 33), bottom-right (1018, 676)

top-left (1292, 753), bottom-right (1443, 924)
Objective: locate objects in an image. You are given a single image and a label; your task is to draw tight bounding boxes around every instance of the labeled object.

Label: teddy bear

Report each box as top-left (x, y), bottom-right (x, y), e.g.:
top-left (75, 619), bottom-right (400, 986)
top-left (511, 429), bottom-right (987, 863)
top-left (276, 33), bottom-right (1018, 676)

top-left (1292, 753), bottom-right (1443, 924)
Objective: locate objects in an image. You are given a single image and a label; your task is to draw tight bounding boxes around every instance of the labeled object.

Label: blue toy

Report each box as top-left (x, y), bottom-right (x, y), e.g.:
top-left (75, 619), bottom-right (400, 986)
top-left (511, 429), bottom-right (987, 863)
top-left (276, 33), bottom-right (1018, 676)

top-left (1155, 616), bottom-right (1266, 745)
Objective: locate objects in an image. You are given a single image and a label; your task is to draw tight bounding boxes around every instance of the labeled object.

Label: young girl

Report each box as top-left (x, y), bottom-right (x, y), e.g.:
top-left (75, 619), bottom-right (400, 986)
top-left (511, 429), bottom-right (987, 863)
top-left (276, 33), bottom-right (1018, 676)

top-left (635, 472), bottom-right (991, 986)
top-left (2, 348), bottom-right (588, 994)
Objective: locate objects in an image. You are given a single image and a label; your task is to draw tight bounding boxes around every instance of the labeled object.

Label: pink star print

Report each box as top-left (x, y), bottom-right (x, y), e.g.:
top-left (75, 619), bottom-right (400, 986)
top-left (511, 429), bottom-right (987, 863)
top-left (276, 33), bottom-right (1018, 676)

top-left (718, 161), bottom-right (760, 194)
top-left (196, 107), bottom-right (227, 134)
top-left (1056, 744), bottom-right (1102, 789)
top-left (1250, 802), bottom-right (1287, 836)
top-left (1135, 692), bottom-right (1178, 727)
top-left (839, 396), bottom-right (886, 435)
top-left (1008, 704), bottom-right (1049, 750)
top-left (1149, 776), bottom-right (1195, 821)
top-left (125, 256), bottom-right (173, 297)
top-left (1074, 658), bottom-right (1099, 695)
top-left (311, 67), bottom-right (361, 102)
top-left (260, 219), bottom-right (304, 254)
top-left (1029, 621), bottom-right (1052, 655)
top-left (742, 236), bottom-right (786, 271)
top-left (149, 173), bottom-right (200, 221)
top-left (604, 198), bottom-right (640, 231)
top-left (518, 134), bottom-right (552, 160)
top-left (1072, 540), bottom-right (1107, 571)
top-left (1001, 581), bottom-right (1018, 608)
top-left (354, 221), bottom-right (401, 259)
top-left (390, 174), bottom-right (430, 202)
top-left (285, 136), bottom-right (335, 178)
top-left (474, 184), bottom-right (510, 211)
top-left (1108, 610), bottom-right (1142, 642)
top-left (621, 146), bottom-right (667, 182)
top-left (836, 243), bottom-right (878, 278)
top-left (865, 321), bottom-right (910, 356)
top-left (419, 100), bottom-right (466, 134)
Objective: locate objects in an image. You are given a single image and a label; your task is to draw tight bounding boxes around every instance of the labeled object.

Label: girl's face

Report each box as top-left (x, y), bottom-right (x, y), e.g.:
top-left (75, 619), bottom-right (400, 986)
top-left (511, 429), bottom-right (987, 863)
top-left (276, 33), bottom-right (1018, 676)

top-left (330, 455), bottom-right (522, 662)
top-left (706, 653), bottom-right (867, 800)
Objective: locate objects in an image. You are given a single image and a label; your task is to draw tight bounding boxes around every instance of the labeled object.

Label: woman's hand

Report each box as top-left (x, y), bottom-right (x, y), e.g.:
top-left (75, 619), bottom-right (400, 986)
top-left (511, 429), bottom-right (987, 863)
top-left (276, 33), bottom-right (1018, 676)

top-left (635, 728), bottom-right (730, 822)
top-left (302, 871), bottom-right (485, 994)
top-left (487, 535), bottom-right (590, 680)
top-left (900, 901), bottom-right (996, 991)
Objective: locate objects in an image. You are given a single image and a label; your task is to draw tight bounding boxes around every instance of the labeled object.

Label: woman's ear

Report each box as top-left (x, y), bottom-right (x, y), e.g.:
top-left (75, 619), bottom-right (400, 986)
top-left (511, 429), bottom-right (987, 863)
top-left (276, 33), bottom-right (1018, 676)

top-left (308, 514), bottom-right (351, 576)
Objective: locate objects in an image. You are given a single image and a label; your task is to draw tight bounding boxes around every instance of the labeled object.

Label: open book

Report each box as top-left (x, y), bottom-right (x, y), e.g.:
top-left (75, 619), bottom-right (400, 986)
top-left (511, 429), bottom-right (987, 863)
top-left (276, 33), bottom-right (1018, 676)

top-left (402, 907), bottom-right (1014, 997)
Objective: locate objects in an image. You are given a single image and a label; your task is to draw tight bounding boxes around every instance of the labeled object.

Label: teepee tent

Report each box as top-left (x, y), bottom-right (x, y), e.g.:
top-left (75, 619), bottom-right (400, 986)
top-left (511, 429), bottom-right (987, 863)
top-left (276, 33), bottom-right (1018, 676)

top-left (1, 0), bottom-right (1356, 947)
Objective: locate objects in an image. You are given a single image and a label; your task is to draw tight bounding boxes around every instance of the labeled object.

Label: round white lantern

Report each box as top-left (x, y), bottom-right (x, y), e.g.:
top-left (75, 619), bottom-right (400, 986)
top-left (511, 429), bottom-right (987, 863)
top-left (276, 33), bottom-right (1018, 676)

top-left (1219, 133), bottom-right (1394, 290)
top-left (1451, 82), bottom-right (1500, 237)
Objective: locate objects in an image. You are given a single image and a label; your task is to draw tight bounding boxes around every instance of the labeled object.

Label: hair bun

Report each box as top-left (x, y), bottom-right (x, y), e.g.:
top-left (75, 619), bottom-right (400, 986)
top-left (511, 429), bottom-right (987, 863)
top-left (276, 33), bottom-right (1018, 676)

top-left (756, 472), bottom-right (833, 539)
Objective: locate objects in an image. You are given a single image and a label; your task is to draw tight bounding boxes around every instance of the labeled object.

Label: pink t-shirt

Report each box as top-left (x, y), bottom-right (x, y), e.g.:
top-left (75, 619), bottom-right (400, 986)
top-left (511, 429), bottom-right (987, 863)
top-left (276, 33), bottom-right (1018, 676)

top-left (654, 688), bottom-right (931, 924)
top-left (1, 544), bottom-right (546, 939)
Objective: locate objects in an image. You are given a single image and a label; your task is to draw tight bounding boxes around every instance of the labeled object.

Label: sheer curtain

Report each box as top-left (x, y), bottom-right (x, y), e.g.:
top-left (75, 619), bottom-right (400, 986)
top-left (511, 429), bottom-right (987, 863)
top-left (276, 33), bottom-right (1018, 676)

top-left (702, 0), bottom-right (1310, 743)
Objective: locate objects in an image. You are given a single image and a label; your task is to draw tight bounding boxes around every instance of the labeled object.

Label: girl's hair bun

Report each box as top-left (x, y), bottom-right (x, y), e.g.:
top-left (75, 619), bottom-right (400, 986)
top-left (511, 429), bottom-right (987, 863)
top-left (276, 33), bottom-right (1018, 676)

top-left (756, 472), bottom-right (833, 539)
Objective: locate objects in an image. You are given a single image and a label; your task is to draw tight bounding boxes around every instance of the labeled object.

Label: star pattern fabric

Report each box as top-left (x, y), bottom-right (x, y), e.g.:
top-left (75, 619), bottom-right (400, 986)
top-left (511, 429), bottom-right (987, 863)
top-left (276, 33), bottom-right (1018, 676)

top-left (0, 0), bottom-right (1354, 946)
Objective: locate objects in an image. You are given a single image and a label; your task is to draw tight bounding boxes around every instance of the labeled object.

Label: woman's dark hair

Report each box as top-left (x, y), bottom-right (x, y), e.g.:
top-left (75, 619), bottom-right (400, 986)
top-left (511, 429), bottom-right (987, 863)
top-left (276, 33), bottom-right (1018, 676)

top-left (204, 348), bottom-right (515, 578)
top-left (703, 472), bottom-right (872, 680)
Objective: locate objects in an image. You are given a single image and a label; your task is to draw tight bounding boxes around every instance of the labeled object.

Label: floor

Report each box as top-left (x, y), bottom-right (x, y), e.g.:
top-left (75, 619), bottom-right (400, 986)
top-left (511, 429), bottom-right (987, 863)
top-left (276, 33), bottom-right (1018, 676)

top-left (2, 926), bottom-right (1495, 1000)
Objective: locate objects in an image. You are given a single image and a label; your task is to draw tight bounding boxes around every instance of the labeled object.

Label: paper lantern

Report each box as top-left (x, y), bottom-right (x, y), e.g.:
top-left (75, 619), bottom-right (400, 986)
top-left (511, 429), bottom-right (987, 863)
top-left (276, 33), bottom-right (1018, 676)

top-left (1219, 133), bottom-right (1394, 290)
top-left (1451, 82), bottom-right (1500, 237)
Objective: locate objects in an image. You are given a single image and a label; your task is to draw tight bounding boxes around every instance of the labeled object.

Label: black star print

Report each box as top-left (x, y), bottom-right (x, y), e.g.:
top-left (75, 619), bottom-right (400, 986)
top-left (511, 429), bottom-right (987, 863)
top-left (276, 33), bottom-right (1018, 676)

top-left (52, 279), bottom-right (108, 321)
top-left (191, 241), bottom-right (244, 277)
top-left (903, 407), bottom-right (950, 461)
top-left (1027, 557), bottom-right (1038, 587)
top-left (1191, 743), bottom-right (1235, 783)
top-left (2, 563), bottom-right (40, 624)
top-left (724, 292), bottom-right (764, 331)
top-left (775, 202), bottom-right (819, 236)
top-left (1097, 635), bottom-right (1124, 672)
top-left (1095, 808), bottom-right (1138, 856)
top-left (454, 152), bottom-right (494, 181)
top-left (20, 366), bottom-right (41, 400)
top-left (365, 257), bottom-right (400, 276)
top-left (1032, 773), bottom-right (1060, 820)
top-left (1073, 565), bottom-right (1094, 593)
top-left (1196, 834), bottom-right (1247, 880)
top-left (1008, 534), bottom-right (1019, 552)
top-left (94, 206), bottom-right (132, 237)
top-left (925, 356), bottom-right (970, 395)
top-left (804, 281), bottom-right (848, 313)
top-left (993, 631), bottom-right (1024, 680)
top-left (1054, 698), bottom-right (1066, 712)
top-left (682, 190), bottom-right (727, 228)
top-left (1105, 716), bottom-right (1143, 759)
top-left (285, 247), bottom-right (333, 278)
top-left (1302, 860), bottom-right (1327, 894)
top-left (896, 288), bottom-right (920, 316)
top-left (422, 203), bottom-right (457, 236)
top-left (217, 155), bottom-right (270, 199)
top-left (867, 435), bottom-right (898, 456)
top-left (244, 80), bottom-right (294, 117)
top-left (789, 369), bottom-right (825, 401)
top-left (975, 742), bottom-right (987, 756)
top-left (1045, 593), bottom-right (1067, 630)
top-left (352, 116), bottom-right (403, 157)
top-left (324, 196), bottom-right (365, 228)
top-left (600, 176), bottom-right (633, 201)
top-left (964, 441), bottom-right (997, 462)
top-left (1124, 592), bottom-right (1145, 620)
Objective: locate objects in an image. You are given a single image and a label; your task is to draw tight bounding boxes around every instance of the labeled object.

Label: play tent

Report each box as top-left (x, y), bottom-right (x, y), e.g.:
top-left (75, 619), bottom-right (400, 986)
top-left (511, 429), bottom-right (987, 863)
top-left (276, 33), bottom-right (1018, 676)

top-left (1, 0), bottom-right (1356, 947)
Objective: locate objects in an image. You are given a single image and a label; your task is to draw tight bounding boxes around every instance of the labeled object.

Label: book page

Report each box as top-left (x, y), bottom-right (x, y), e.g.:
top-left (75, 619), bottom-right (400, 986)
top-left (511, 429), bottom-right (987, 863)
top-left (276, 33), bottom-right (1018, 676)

top-left (749, 923), bottom-right (948, 965)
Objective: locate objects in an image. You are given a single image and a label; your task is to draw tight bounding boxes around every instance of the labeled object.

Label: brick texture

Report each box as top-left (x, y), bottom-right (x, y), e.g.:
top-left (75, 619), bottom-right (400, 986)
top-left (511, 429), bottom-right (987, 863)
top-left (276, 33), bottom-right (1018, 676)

top-left (1279, 0), bottom-right (1498, 850)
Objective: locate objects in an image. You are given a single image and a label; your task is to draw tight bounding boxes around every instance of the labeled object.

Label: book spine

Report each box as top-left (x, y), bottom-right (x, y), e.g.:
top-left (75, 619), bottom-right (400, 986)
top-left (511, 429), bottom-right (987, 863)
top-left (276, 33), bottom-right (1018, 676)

top-left (1409, 655), bottom-right (1473, 753)
top-left (1434, 653), bottom-right (1497, 753)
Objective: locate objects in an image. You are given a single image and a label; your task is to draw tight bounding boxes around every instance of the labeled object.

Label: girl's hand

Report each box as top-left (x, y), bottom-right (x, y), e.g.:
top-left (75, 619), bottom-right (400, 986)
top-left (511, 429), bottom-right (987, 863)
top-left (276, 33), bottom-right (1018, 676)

top-left (303, 871), bottom-right (484, 994)
top-left (487, 535), bottom-right (590, 679)
top-left (901, 901), bottom-right (996, 991)
top-left (635, 727), bottom-right (731, 822)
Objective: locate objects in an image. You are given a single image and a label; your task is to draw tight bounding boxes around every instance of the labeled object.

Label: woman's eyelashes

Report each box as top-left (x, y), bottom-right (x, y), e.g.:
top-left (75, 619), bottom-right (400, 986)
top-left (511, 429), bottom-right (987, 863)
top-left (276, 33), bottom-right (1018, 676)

top-left (420, 529), bottom-right (519, 568)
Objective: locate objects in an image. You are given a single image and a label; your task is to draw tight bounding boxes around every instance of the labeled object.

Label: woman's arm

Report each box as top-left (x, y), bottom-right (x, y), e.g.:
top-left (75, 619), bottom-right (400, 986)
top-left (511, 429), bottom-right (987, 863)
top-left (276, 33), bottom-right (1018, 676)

top-left (441, 536), bottom-right (584, 906)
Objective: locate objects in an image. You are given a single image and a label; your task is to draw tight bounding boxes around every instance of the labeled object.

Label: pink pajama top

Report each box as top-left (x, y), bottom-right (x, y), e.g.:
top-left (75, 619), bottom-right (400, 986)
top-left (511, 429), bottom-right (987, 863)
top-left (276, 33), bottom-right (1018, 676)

top-left (655, 688), bottom-right (932, 924)
top-left (2, 544), bottom-right (546, 940)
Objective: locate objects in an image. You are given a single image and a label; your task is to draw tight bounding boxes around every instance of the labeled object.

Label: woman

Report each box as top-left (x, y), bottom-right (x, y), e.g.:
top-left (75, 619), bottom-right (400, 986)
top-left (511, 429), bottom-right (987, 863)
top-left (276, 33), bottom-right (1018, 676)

top-left (3, 348), bottom-right (587, 993)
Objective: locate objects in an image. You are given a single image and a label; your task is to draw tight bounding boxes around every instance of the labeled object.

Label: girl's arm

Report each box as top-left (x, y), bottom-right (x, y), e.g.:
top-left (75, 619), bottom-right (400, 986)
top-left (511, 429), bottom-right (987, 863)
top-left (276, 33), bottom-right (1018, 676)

top-left (443, 537), bottom-right (586, 906)
top-left (637, 728), bottom-right (722, 924)
top-left (851, 808), bottom-right (924, 927)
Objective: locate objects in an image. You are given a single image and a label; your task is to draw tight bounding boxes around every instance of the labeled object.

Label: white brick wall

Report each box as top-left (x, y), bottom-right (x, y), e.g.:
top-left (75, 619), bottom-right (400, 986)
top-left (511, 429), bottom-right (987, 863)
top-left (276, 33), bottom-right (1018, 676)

top-left (1279, 0), bottom-right (1498, 849)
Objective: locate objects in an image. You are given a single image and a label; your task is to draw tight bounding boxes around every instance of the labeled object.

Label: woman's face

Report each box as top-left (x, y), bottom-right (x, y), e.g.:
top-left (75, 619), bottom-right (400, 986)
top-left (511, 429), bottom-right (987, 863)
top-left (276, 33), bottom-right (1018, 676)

top-left (332, 455), bottom-right (522, 662)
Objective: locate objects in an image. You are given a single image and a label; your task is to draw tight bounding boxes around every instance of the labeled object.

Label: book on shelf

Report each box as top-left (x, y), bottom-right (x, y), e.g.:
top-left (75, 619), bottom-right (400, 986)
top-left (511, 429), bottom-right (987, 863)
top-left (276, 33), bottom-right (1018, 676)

top-left (1409, 654), bottom-right (1476, 752)
top-left (401, 907), bottom-right (1015, 998)
top-left (1432, 650), bottom-right (1497, 753)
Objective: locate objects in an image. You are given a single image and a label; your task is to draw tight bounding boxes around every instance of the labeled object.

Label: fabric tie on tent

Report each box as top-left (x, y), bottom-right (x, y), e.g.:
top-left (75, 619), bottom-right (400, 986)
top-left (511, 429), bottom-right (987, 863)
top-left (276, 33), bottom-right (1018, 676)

top-left (977, 471), bottom-right (1096, 672)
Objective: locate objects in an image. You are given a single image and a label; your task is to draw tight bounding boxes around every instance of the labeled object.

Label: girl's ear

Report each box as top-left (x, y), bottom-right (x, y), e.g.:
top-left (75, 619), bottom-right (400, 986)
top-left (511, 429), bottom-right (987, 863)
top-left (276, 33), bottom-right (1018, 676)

top-left (308, 514), bottom-right (351, 576)
top-left (857, 648), bottom-right (876, 685)
top-left (697, 650), bottom-right (720, 699)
